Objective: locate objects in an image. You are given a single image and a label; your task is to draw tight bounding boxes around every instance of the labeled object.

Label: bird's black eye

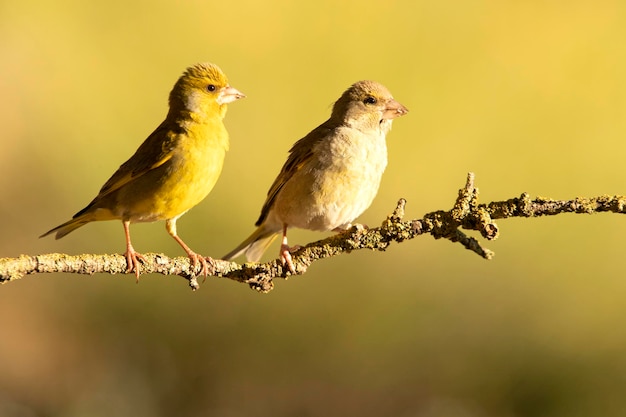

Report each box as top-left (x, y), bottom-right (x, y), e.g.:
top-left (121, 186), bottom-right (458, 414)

top-left (207, 84), bottom-right (216, 92)
top-left (363, 96), bottom-right (377, 105)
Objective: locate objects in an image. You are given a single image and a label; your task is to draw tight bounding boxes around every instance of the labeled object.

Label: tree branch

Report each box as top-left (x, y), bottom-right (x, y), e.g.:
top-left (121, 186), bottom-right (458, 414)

top-left (2, 173), bottom-right (625, 292)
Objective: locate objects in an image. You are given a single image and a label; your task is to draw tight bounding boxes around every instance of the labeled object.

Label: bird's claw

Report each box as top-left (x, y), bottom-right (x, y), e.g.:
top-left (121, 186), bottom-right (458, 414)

top-left (187, 252), bottom-right (215, 281)
top-left (280, 243), bottom-right (300, 274)
top-left (333, 223), bottom-right (368, 233)
top-left (125, 250), bottom-right (147, 281)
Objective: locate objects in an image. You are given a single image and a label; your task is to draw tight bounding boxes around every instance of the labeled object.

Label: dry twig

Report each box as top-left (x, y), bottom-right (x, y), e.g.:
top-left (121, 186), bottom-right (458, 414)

top-left (2, 173), bottom-right (624, 292)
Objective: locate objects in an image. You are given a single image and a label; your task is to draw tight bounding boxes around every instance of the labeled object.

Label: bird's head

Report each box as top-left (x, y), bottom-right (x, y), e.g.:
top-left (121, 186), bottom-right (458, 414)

top-left (331, 80), bottom-right (408, 133)
top-left (168, 62), bottom-right (245, 118)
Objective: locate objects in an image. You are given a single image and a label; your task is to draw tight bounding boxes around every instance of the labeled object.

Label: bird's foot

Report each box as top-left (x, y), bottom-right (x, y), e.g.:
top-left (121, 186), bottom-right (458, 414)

top-left (280, 243), bottom-right (301, 274)
top-left (333, 223), bottom-right (368, 233)
top-left (187, 251), bottom-right (215, 280)
top-left (352, 223), bottom-right (368, 231)
top-left (125, 249), bottom-right (147, 281)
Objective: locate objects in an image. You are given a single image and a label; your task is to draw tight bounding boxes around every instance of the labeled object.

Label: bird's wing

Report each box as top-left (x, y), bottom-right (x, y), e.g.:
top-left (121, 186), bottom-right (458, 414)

top-left (97, 121), bottom-right (179, 199)
top-left (255, 122), bottom-right (332, 226)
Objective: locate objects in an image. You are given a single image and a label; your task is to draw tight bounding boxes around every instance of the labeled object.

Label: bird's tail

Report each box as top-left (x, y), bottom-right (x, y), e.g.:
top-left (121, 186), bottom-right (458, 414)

top-left (41, 204), bottom-right (117, 239)
top-left (40, 217), bottom-right (91, 240)
top-left (222, 224), bottom-right (280, 263)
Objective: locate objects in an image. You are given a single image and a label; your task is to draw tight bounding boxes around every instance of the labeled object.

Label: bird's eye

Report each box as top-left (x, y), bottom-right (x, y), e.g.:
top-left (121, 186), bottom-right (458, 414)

top-left (363, 96), bottom-right (377, 105)
top-left (207, 84), bottom-right (216, 92)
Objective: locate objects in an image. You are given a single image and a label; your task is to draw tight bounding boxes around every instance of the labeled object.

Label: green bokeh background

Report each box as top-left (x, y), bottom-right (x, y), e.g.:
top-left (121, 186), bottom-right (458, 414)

top-left (2, 1), bottom-right (626, 416)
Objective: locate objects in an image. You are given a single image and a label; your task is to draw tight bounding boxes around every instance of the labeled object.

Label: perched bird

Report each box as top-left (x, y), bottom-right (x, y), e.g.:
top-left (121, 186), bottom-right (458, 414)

top-left (223, 80), bottom-right (407, 272)
top-left (41, 62), bottom-right (245, 277)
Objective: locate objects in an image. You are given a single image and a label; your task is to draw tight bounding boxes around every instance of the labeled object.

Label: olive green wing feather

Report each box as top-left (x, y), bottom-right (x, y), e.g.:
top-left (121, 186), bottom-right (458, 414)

top-left (70, 121), bottom-right (180, 219)
top-left (96, 121), bottom-right (179, 199)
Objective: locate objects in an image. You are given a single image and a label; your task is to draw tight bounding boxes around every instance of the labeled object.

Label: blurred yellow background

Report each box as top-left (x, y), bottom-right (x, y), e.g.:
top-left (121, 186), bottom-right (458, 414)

top-left (2, 0), bottom-right (626, 416)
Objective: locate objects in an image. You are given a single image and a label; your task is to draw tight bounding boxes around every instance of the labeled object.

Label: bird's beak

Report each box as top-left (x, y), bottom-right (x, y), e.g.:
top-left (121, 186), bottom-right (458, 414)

top-left (383, 99), bottom-right (409, 120)
top-left (217, 85), bottom-right (246, 105)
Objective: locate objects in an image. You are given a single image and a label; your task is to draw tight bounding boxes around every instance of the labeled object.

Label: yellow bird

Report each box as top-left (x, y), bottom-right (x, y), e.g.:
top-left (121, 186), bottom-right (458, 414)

top-left (41, 62), bottom-right (245, 277)
top-left (223, 80), bottom-right (407, 272)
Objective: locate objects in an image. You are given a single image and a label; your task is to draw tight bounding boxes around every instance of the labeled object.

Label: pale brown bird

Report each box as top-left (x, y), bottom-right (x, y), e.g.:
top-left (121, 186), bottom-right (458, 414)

top-left (223, 80), bottom-right (408, 271)
top-left (41, 62), bottom-right (245, 277)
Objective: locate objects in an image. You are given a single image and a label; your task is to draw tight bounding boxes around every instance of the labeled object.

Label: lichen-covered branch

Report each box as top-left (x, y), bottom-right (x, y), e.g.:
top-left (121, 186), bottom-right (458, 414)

top-left (1, 172), bottom-right (625, 292)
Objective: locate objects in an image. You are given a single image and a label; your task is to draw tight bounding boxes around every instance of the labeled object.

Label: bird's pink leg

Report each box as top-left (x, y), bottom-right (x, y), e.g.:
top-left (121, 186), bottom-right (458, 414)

top-left (166, 219), bottom-right (213, 278)
top-left (123, 220), bottom-right (146, 280)
top-left (279, 224), bottom-right (297, 273)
